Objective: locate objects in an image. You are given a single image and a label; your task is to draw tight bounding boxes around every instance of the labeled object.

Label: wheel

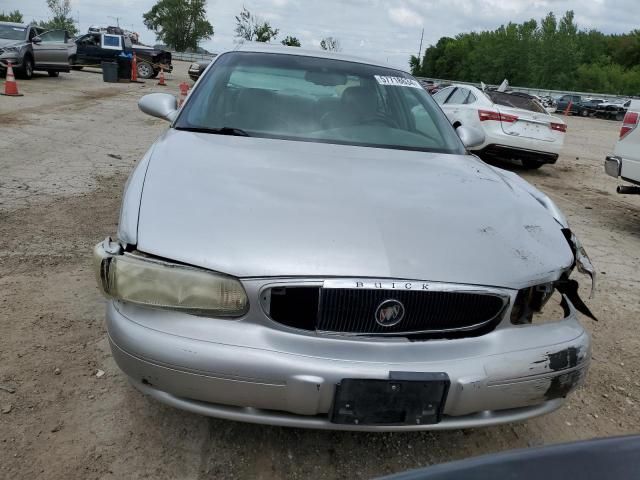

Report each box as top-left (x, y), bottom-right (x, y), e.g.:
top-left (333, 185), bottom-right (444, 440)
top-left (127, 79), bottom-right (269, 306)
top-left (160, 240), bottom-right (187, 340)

top-left (48, 71), bottom-right (59, 77)
top-left (580, 109), bottom-right (589, 117)
top-left (19, 55), bottom-right (34, 80)
top-left (521, 160), bottom-right (544, 170)
top-left (137, 61), bottom-right (154, 79)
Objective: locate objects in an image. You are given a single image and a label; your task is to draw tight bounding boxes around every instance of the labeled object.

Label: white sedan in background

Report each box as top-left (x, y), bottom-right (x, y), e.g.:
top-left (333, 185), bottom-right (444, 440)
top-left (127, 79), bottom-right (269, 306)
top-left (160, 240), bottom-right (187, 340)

top-left (433, 85), bottom-right (567, 169)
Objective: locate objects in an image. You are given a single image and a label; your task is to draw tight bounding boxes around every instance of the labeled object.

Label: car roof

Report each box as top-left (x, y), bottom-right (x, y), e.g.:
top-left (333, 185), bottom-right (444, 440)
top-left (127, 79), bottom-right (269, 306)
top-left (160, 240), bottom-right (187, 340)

top-left (0, 22), bottom-right (28, 28)
top-left (448, 83), bottom-right (483, 93)
top-left (221, 42), bottom-right (407, 73)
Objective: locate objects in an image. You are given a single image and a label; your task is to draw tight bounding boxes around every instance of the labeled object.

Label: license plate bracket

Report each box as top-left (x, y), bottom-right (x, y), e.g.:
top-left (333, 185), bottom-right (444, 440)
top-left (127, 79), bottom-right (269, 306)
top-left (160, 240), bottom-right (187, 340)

top-left (330, 372), bottom-right (450, 426)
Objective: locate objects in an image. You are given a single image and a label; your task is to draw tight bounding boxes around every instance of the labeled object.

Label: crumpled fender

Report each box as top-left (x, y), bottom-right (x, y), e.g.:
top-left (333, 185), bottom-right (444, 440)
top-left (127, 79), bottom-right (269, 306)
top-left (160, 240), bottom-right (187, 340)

top-left (491, 165), bottom-right (597, 319)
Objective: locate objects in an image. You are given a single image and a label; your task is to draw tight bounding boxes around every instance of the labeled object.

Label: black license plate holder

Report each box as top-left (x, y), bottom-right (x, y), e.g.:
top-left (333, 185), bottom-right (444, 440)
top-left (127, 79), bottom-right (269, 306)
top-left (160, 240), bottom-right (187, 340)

top-left (330, 372), bottom-right (450, 426)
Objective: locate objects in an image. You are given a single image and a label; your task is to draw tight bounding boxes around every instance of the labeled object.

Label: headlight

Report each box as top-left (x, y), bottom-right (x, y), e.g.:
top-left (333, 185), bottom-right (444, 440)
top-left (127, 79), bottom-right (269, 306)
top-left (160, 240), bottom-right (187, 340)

top-left (94, 240), bottom-right (248, 317)
top-left (2, 46), bottom-right (19, 54)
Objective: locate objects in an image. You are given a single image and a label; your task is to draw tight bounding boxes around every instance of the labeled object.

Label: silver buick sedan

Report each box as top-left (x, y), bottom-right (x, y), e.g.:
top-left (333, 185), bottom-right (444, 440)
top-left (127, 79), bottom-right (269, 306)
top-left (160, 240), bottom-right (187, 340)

top-left (94, 44), bottom-right (595, 431)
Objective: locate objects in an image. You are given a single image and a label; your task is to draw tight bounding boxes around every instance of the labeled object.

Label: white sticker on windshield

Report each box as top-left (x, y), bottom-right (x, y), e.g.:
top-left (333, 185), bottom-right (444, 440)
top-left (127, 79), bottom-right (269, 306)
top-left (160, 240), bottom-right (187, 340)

top-left (374, 75), bottom-right (422, 89)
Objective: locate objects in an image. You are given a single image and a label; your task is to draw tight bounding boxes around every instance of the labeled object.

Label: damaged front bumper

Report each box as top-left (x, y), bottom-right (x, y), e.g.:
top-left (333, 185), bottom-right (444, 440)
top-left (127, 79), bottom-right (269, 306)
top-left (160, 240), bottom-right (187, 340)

top-left (106, 295), bottom-right (590, 431)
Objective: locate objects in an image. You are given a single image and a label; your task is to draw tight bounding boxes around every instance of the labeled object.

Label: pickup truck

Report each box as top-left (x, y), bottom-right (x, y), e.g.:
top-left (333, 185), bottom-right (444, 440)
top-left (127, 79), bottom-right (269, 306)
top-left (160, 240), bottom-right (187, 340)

top-left (556, 94), bottom-right (628, 120)
top-left (604, 100), bottom-right (640, 194)
top-left (555, 95), bottom-right (594, 117)
top-left (71, 32), bottom-right (173, 79)
top-left (0, 22), bottom-right (72, 79)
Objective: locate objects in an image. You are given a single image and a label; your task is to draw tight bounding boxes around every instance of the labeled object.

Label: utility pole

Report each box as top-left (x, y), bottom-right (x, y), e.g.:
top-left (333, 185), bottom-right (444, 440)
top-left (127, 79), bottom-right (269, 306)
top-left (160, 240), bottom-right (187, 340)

top-left (417, 27), bottom-right (424, 60)
top-left (108, 16), bottom-right (121, 28)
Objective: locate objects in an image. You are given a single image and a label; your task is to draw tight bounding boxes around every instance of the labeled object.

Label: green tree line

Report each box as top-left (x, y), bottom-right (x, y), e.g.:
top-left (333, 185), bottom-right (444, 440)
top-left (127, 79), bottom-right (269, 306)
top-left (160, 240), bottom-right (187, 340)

top-left (1, 1), bottom-right (78, 35)
top-left (411, 11), bottom-right (640, 95)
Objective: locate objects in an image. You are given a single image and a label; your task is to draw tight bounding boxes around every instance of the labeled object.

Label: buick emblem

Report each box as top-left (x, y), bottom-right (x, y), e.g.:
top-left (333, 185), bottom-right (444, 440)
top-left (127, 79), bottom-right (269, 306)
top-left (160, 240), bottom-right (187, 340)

top-left (375, 299), bottom-right (405, 327)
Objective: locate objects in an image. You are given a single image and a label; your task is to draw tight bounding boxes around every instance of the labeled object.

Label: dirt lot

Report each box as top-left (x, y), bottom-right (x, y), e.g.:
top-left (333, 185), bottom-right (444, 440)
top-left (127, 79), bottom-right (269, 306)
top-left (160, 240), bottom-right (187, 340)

top-left (1, 61), bottom-right (640, 479)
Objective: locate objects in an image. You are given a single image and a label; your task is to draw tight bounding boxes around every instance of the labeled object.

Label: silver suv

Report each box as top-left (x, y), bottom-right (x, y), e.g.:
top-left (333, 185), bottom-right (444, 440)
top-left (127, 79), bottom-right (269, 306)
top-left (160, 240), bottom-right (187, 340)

top-left (0, 22), bottom-right (73, 79)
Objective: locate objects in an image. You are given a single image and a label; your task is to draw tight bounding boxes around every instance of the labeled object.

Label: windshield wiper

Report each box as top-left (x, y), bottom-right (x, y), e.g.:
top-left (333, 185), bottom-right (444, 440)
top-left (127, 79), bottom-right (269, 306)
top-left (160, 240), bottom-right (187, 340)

top-left (175, 126), bottom-right (250, 137)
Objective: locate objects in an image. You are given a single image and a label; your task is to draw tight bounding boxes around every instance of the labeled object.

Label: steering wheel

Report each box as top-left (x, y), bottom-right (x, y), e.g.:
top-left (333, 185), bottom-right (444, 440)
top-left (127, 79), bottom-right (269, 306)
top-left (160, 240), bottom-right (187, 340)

top-left (223, 111), bottom-right (294, 131)
top-left (361, 114), bottom-right (399, 128)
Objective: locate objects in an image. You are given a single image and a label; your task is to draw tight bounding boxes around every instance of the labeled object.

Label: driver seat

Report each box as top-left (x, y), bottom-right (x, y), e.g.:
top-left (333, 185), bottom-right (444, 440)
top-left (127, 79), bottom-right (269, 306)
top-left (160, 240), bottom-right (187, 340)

top-left (228, 88), bottom-right (278, 131)
top-left (322, 86), bottom-right (378, 129)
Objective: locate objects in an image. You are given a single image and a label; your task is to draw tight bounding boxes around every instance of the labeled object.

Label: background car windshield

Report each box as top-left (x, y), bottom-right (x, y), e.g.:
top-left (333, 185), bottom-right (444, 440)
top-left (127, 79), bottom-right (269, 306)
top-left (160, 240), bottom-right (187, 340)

top-left (177, 52), bottom-right (464, 154)
top-left (485, 91), bottom-right (548, 114)
top-left (0, 25), bottom-right (26, 41)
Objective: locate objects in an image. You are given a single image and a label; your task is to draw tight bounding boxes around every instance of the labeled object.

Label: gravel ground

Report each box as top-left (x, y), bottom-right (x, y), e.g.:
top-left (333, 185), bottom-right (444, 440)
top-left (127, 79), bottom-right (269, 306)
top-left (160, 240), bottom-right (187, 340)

top-left (1, 61), bottom-right (640, 479)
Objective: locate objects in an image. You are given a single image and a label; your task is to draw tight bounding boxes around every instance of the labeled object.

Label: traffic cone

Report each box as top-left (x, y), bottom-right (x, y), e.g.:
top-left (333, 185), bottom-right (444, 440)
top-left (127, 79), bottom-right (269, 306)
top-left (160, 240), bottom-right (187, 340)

top-left (157, 68), bottom-right (167, 86)
top-left (563, 100), bottom-right (572, 117)
top-left (178, 81), bottom-right (189, 106)
top-left (1, 61), bottom-right (23, 97)
top-left (130, 54), bottom-right (144, 83)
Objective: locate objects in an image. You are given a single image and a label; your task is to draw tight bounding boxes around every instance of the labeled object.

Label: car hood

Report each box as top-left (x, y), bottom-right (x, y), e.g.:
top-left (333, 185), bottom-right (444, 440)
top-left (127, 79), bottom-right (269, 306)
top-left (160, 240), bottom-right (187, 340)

top-left (136, 130), bottom-right (573, 288)
top-left (0, 38), bottom-right (25, 49)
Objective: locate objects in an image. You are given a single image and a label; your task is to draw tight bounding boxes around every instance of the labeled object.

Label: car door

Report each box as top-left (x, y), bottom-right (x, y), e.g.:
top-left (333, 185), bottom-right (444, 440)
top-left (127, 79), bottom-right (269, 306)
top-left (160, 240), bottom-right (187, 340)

top-left (32, 29), bottom-right (70, 69)
top-left (571, 95), bottom-right (582, 112)
top-left (556, 95), bottom-right (570, 110)
top-left (444, 87), bottom-right (479, 125)
top-left (75, 33), bottom-right (103, 65)
top-left (432, 86), bottom-right (457, 120)
top-left (438, 87), bottom-right (472, 125)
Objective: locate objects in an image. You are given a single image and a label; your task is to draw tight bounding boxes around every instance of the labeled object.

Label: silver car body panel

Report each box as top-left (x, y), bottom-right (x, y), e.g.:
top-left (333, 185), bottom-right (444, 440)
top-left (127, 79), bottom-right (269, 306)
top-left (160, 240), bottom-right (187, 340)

top-left (130, 379), bottom-right (566, 431)
top-left (133, 130), bottom-right (574, 290)
top-left (117, 146), bottom-right (155, 246)
top-left (32, 29), bottom-right (72, 69)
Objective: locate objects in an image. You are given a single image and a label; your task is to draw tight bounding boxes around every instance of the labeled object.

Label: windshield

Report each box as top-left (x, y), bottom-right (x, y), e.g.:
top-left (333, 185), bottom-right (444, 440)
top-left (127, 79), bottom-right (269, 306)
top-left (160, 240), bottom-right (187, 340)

top-left (485, 91), bottom-right (547, 114)
top-left (0, 25), bottom-right (27, 41)
top-left (176, 52), bottom-right (464, 154)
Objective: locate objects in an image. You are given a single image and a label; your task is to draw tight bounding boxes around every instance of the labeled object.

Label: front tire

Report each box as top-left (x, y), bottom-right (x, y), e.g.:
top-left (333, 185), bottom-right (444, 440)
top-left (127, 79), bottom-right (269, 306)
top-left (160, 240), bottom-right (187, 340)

top-left (136, 61), bottom-right (154, 79)
top-left (19, 55), bottom-right (34, 80)
top-left (580, 109), bottom-right (589, 117)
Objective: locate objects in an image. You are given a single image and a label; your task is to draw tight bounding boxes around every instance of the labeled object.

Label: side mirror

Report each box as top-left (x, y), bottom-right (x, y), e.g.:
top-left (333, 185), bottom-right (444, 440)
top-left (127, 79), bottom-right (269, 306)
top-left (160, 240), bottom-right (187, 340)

top-left (138, 93), bottom-right (179, 122)
top-left (32, 36), bottom-right (42, 44)
top-left (456, 125), bottom-right (485, 149)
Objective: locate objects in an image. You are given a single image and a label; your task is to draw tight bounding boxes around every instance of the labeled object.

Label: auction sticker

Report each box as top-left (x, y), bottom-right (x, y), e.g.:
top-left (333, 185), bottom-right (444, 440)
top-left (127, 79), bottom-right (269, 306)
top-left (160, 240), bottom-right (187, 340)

top-left (374, 75), bottom-right (422, 89)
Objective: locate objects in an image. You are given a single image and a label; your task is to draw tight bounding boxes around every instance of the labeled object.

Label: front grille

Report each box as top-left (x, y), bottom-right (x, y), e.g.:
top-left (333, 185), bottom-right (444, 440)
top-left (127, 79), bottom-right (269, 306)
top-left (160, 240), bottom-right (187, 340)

top-left (266, 286), bottom-right (507, 337)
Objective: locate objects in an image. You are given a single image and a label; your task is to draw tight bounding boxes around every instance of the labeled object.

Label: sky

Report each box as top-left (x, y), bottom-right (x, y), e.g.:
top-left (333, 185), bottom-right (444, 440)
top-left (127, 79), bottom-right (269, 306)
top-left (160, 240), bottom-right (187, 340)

top-left (5, 0), bottom-right (640, 69)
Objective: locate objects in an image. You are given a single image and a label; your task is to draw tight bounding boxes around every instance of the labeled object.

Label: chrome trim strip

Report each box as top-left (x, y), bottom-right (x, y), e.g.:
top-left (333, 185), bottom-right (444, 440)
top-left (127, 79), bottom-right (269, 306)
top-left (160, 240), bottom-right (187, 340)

top-left (518, 118), bottom-right (552, 126)
top-left (323, 278), bottom-right (509, 296)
